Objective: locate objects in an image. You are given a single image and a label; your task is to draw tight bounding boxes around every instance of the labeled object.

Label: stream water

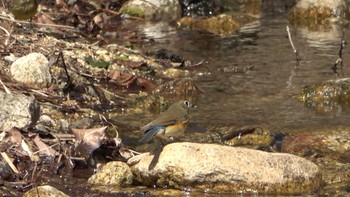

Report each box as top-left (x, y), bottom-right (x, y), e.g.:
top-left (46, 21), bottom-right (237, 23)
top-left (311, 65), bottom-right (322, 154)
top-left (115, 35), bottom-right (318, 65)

top-left (132, 3), bottom-right (350, 134)
top-left (102, 1), bottom-right (350, 195)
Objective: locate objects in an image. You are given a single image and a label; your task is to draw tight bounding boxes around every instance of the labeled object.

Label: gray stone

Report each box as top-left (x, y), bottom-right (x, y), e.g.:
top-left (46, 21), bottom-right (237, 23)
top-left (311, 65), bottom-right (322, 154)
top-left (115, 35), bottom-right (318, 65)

top-left (0, 91), bottom-right (40, 131)
top-left (88, 161), bottom-right (133, 186)
top-left (120, 0), bottom-right (181, 20)
top-left (10, 53), bottom-right (51, 89)
top-left (131, 142), bottom-right (321, 193)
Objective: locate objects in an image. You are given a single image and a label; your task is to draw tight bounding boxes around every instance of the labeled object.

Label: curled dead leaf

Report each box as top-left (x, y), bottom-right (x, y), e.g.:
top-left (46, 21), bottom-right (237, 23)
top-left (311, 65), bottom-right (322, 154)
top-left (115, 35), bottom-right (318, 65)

top-left (108, 69), bottom-right (157, 92)
top-left (3, 128), bottom-right (23, 147)
top-left (72, 126), bottom-right (107, 154)
top-left (33, 136), bottom-right (57, 157)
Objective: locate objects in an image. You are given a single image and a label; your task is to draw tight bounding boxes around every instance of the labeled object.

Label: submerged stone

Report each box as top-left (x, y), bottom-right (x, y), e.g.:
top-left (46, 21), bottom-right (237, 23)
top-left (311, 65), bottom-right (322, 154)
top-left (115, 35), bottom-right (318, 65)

top-left (131, 142), bottom-right (321, 193)
top-left (132, 78), bottom-right (200, 114)
top-left (298, 78), bottom-right (350, 112)
top-left (178, 14), bottom-right (245, 36)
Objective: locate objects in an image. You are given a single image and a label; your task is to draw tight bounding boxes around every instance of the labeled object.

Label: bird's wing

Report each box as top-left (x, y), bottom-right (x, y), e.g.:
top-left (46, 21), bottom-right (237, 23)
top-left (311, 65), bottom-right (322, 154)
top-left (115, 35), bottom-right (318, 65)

top-left (140, 113), bottom-right (189, 132)
top-left (139, 126), bottom-right (164, 142)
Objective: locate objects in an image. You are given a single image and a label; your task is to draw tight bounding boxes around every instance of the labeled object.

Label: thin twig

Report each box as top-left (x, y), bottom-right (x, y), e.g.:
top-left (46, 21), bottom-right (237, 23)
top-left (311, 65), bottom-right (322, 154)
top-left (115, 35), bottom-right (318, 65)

top-left (286, 26), bottom-right (301, 63)
top-left (30, 89), bottom-right (49, 97)
top-left (331, 29), bottom-right (346, 74)
top-left (0, 78), bottom-right (11, 94)
top-left (0, 25), bottom-right (10, 36)
top-left (55, 52), bottom-right (73, 93)
top-left (102, 9), bottom-right (145, 21)
top-left (32, 142), bottom-right (59, 155)
top-left (0, 24), bottom-right (13, 46)
top-left (0, 152), bottom-right (19, 174)
top-left (139, 0), bottom-right (160, 9)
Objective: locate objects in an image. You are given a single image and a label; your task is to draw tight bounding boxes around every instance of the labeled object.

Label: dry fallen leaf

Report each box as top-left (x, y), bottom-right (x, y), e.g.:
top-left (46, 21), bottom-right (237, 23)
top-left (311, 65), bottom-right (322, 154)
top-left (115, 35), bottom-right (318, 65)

top-left (108, 69), bottom-right (157, 92)
top-left (3, 128), bottom-right (23, 146)
top-left (72, 126), bottom-right (107, 153)
top-left (33, 135), bottom-right (57, 157)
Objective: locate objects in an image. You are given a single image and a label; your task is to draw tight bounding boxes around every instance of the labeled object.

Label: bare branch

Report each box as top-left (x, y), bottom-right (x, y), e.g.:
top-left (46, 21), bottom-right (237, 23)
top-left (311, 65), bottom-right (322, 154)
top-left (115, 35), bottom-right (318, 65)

top-left (286, 26), bottom-right (301, 63)
top-left (331, 29), bottom-right (346, 74)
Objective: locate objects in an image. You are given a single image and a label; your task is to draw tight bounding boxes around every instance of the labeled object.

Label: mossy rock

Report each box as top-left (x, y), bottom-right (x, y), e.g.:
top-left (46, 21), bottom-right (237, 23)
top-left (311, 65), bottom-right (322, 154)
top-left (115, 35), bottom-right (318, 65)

top-left (288, 0), bottom-right (350, 29)
top-left (298, 78), bottom-right (350, 112)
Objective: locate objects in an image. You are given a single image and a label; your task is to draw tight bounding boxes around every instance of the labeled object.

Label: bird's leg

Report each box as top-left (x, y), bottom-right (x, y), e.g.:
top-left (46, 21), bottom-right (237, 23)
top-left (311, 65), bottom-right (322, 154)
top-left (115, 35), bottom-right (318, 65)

top-left (158, 139), bottom-right (166, 148)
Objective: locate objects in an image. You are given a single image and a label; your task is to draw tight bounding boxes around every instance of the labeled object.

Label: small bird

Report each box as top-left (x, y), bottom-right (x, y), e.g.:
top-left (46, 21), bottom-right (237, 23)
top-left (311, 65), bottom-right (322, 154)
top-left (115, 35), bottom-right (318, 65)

top-left (140, 100), bottom-right (193, 143)
top-left (7, 0), bottom-right (38, 20)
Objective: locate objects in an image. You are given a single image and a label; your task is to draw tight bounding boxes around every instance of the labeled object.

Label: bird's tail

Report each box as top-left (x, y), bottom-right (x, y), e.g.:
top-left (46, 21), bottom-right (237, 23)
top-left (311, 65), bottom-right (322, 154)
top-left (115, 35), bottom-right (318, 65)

top-left (139, 126), bottom-right (163, 143)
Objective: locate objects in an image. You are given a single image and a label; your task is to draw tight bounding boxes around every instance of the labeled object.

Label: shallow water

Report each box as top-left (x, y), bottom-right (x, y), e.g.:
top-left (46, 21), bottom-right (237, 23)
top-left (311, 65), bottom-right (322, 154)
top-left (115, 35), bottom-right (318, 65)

top-left (96, 2), bottom-right (350, 196)
top-left (133, 9), bottom-right (350, 134)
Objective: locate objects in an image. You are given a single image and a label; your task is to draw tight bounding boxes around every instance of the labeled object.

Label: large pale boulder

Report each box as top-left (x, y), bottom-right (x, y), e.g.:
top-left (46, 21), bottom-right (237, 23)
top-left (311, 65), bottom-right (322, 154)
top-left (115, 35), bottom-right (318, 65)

top-left (131, 142), bottom-right (321, 193)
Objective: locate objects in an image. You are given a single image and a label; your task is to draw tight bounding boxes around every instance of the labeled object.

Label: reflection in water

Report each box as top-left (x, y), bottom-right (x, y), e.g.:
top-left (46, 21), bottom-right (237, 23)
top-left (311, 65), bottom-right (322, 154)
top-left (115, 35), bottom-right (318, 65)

top-left (298, 24), bottom-right (343, 51)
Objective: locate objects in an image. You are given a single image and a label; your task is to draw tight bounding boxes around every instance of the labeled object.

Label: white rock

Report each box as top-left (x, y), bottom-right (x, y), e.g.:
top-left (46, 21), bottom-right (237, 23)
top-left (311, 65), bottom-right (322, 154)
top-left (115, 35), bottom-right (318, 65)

top-left (10, 53), bottom-right (51, 89)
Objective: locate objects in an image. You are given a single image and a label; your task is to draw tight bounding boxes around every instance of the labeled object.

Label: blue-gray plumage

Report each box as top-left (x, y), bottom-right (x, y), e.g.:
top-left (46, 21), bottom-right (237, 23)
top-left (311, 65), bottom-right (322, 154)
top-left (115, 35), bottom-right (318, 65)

top-left (139, 100), bottom-right (192, 143)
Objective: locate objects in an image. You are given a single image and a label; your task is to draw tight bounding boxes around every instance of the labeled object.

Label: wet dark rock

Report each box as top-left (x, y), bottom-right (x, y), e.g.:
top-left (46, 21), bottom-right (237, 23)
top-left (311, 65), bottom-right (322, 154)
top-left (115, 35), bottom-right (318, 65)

top-left (0, 91), bottom-right (40, 131)
top-left (181, 0), bottom-right (219, 17)
top-left (23, 185), bottom-right (69, 197)
top-left (298, 78), bottom-right (350, 112)
top-left (281, 133), bottom-right (326, 157)
top-left (0, 161), bottom-right (13, 181)
top-left (10, 53), bottom-right (52, 89)
top-left (282, 129), bottom-right (350, 162)
top-left (88, 161), bottom-right (133, 186)
top-left (180, 0), bottom-right (262, 17)
top-left (192, 125), bottom-right (274, 148)
top-left (288, 0), bottom-right (349, 29)
top-left (131, 142), bottom-right (321, 193)
top-left (281, 129), bottom-right (350, 192)
top-left (120, 0), bottom-right (182, 20)
top-left (216, 127), bottom-right (271, 145)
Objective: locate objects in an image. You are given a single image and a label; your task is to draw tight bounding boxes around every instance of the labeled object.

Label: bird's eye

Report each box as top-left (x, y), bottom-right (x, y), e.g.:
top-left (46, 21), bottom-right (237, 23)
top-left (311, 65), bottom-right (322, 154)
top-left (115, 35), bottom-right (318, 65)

top-left (184, 100), bottom-right (190, 107)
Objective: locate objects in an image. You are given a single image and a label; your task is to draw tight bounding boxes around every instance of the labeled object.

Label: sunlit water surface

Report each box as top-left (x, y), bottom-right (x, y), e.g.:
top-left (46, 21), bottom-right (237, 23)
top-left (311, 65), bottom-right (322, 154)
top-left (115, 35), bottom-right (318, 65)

top-left (132, 13), bottom-right (350, 134)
